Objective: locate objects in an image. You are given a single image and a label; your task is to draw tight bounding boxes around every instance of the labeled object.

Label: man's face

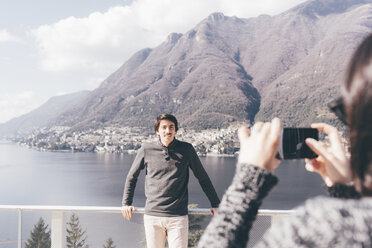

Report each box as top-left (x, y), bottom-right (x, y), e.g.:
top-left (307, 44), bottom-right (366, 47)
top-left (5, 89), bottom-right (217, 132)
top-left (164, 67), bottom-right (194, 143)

top-left (156, 119), bottom-right (176, 146)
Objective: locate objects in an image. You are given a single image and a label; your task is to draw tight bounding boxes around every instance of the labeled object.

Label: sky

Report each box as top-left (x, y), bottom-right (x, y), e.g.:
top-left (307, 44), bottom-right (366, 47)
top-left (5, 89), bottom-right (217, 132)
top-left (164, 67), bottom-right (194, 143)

top-left (0, 0), bottom-right (307, 124)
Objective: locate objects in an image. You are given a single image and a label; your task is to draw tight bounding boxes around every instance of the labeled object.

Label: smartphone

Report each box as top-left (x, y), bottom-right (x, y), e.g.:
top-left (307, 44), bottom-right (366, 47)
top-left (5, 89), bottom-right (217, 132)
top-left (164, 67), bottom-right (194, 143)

top-left (277, 128), bottom-right (319, 160)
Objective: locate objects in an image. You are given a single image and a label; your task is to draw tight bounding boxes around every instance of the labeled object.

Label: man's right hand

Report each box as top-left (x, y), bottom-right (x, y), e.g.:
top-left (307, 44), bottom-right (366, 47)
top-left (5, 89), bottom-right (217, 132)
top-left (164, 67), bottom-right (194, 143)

top-left (121, 205), bottom-right (135, 220)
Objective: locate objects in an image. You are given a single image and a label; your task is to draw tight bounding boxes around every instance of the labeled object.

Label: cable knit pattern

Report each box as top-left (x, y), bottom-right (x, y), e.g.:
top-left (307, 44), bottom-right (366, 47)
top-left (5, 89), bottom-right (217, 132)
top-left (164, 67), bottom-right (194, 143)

top-left (256, 196), bottom-right (372, 247)
top-left (197, 164), bottom-right (278, 248)
top-left (326, 183), bottom-right (361, 199)
top-left (198, 164), bottom-right (372, 248)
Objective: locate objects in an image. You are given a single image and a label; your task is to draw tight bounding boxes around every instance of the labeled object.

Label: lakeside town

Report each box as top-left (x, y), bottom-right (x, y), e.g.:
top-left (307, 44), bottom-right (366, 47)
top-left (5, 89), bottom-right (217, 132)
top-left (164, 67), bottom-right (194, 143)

top-left (12, 123), bottom-right (242, 156)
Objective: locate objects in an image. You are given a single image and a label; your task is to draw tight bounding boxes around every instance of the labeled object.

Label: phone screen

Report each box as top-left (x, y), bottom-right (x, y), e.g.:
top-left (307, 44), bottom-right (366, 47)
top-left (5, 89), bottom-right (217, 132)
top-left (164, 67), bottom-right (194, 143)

top-left (279, 128), bottom-right (319, 159)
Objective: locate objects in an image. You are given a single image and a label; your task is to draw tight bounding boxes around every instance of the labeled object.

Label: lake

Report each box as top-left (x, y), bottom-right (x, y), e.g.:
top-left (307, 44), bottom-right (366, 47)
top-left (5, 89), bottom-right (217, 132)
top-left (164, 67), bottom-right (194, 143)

top-left (0, 141), bottom-right (325, 247)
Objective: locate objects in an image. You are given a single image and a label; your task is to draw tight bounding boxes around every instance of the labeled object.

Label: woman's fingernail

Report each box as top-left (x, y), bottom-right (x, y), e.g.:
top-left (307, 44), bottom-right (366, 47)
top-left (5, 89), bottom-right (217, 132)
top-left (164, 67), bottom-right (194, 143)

top-left (305, 138), bottom-right (314, 146)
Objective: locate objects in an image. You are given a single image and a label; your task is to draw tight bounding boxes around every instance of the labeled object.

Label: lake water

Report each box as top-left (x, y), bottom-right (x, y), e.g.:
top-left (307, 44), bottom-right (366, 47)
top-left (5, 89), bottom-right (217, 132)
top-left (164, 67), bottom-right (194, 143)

top-left (0, 141), bottom-right (325, 247)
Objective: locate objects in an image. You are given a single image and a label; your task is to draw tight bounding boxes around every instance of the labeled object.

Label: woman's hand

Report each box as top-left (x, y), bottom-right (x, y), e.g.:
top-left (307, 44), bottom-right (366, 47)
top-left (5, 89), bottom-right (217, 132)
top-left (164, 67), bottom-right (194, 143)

top-left (305, 123), bottom-right (351, 186)
top-left (238, 118), bottom-right (282, 173)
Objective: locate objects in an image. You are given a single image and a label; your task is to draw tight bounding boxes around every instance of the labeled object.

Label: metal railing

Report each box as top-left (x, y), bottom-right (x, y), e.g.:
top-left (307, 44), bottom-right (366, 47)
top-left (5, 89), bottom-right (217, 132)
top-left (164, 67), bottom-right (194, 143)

top-left (0, 205), bottom-right (293, 248)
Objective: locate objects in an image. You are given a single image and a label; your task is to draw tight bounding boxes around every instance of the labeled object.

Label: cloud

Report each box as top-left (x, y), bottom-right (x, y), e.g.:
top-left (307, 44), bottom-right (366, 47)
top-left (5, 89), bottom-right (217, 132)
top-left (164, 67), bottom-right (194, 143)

top-left (0, 91), bottom-right (42, 123)
top-left (31, 0), bottom-right (306, 73)
top-left (31, 5), bottom-right (163, 73)
top-left (0, 29), bottom-right (20, 43)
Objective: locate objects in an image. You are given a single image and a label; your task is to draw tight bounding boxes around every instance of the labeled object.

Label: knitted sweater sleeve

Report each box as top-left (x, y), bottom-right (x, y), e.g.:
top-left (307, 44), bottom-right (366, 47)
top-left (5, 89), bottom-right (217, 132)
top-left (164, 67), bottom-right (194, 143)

top-left (326, 183), bottom-right (361, 199)
top-left (197, 164), bottom-right (278, 248)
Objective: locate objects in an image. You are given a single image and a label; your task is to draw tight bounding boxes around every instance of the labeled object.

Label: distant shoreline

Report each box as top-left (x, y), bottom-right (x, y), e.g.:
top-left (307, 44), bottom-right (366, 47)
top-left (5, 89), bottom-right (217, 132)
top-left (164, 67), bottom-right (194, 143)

top-left (205, 153), bottom-right (236, 158)
top-left (10, 141), bottom-right (238, 157)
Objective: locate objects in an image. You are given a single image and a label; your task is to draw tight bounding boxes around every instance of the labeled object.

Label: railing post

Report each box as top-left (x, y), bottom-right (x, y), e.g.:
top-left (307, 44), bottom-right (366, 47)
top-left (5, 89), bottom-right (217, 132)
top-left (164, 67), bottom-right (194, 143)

top-left (51, 211), bottom-right (65, 248)
top-left (18, 209), bottom-right (22, 248)
top-left (271, 214), bottom-right (283, 226)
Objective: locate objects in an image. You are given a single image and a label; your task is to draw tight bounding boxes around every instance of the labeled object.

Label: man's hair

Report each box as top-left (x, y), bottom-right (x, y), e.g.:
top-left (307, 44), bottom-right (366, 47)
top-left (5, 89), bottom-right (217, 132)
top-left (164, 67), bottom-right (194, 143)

top-left (154, 114), bottom-right (179, 132)
top-left (344, 32), bottom-right (372, 195)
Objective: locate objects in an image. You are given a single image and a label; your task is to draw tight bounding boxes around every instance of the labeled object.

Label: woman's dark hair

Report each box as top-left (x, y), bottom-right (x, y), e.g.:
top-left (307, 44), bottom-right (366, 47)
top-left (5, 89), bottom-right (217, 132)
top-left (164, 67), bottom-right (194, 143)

top-left (344, 33), bottom-right (372, 195)
top-left (154, 114), bottom-right (179, 132)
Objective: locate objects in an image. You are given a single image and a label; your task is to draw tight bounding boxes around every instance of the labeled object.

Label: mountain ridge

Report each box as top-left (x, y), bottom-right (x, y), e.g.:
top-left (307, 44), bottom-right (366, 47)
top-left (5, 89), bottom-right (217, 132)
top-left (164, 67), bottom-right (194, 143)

top-left (2, 0), bottom-right (372, 136)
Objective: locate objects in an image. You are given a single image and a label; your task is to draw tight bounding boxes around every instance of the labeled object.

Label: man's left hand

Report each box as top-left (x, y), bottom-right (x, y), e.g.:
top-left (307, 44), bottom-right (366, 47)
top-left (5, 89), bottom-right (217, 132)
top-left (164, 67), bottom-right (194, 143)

top-left (210, 208), bottom-right (218, 216)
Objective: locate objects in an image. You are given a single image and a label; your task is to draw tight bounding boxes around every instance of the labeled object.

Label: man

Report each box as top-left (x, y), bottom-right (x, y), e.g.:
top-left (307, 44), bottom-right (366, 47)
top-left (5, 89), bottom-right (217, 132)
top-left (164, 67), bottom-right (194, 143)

top-left (122, 114), bottom-right (220, 248)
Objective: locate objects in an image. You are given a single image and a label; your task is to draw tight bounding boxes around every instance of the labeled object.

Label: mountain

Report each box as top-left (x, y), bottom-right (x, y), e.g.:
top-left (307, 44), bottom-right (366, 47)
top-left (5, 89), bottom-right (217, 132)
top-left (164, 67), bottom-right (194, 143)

top-left (0, 91), bottom-right (90, 137)
top-left (254, 0), bottom-right (372, 126)
top-left (52, 19), bottom-right (261, 130)
top-left (18, 0), bottom-right (372, 132)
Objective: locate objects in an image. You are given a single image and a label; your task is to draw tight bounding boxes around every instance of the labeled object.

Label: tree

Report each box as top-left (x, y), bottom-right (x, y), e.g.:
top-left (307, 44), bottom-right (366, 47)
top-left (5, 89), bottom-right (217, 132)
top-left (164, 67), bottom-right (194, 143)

top-left (188, 204), bottom-right (207, 248)
top-left (66, 213), bottom-right (88, 248)
top-left (25, 217), bottom-right (51, 248)
top-left (103, 237), bottom-right (116, 248)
